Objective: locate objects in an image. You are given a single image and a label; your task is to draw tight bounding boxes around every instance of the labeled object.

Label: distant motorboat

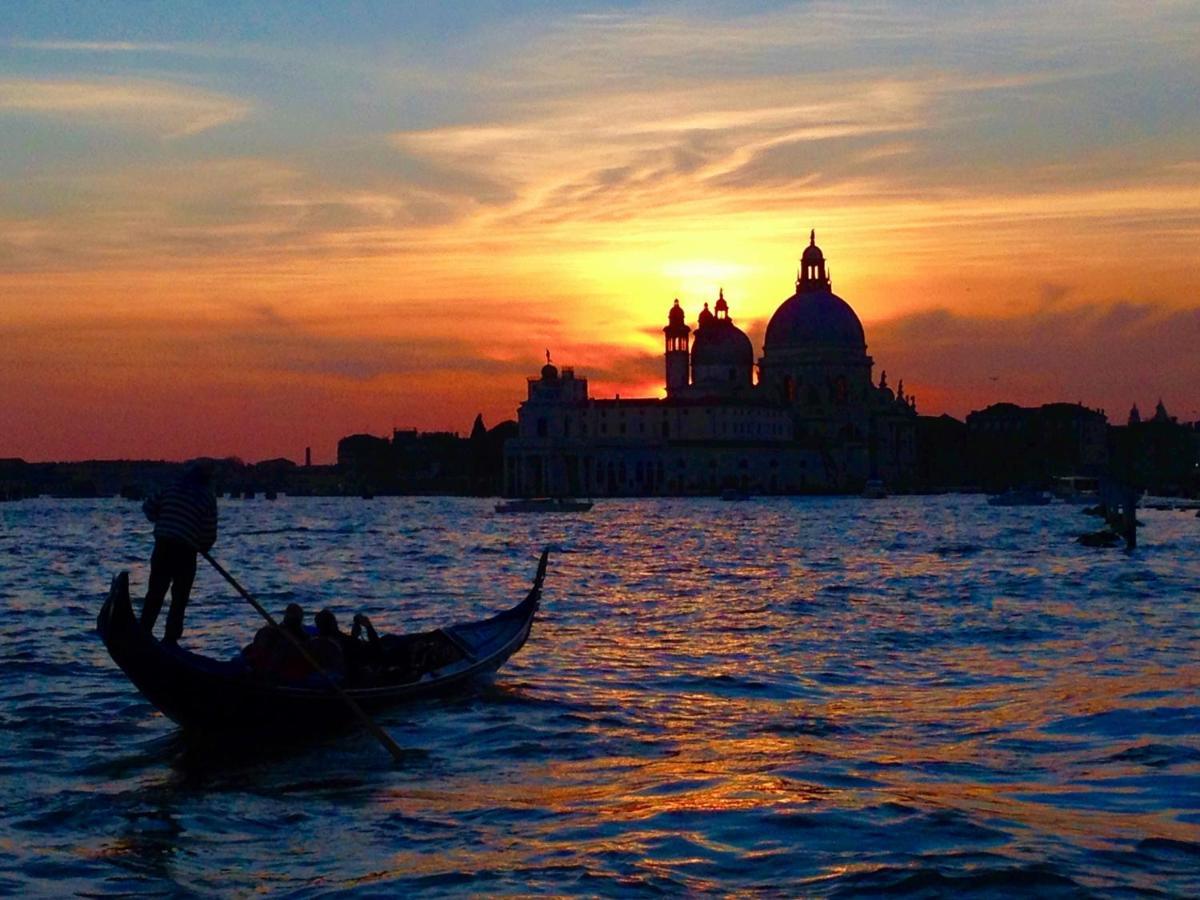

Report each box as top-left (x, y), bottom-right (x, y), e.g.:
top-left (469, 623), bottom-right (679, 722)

top-left (495, 497), bottom-right (593, 514)
top-left (862, 479), bottom-right (887, 499)
top-left (1052, 475), bottom-right (1100, 504)
top-left (1141, 496), bottom-right (1200, 511)
top-left (987, 489), bottom-right (1052, 507)
top-left (720, 488), bottom-right (751, 502)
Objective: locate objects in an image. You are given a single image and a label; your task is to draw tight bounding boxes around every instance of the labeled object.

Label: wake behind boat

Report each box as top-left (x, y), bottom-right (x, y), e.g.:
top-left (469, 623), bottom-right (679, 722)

top-left (96, 550), bottom-right (548, 733)
top-left (494, 497), bottom-right (593, 513)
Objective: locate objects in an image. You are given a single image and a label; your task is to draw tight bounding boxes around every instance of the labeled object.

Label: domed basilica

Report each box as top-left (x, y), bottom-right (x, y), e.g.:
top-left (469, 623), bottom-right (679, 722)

top-left (504, 233), bottom-right (917, 496)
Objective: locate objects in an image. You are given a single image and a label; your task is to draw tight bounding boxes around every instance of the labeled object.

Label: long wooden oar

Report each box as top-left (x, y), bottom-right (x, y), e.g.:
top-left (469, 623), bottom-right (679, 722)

top-left (200, 549), bottom-right (406, 764)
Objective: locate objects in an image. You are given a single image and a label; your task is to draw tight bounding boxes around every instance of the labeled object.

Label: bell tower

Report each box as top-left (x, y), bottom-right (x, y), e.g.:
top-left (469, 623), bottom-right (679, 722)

top-left (798, 229), bottom-right (830, 291)
top-left (663, 298), bottom-right (691, 396)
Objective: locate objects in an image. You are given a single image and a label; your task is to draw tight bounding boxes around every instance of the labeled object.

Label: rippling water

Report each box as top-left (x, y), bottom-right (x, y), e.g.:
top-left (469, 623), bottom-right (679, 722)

top-left (1, 496), bottom-right (1198, 896)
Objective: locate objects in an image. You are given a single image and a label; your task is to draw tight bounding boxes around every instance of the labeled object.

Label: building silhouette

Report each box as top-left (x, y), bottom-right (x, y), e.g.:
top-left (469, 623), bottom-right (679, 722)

top-left (1110, 399), bottom-right (1199, 496)
top-left (964, 402), bottom-right (1109, 490)
top-left (503, 234), bottom-right (918, 496)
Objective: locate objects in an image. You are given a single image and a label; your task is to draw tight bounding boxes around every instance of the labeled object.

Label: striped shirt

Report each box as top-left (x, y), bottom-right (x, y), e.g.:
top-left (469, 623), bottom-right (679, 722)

top-left (143, 482), bottom-right (218, 551)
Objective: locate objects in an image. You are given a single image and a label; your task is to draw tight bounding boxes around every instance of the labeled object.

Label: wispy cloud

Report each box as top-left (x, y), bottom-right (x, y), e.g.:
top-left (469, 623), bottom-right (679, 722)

top-left (0, 78), bottom-right (250, 137)
top-left (6, 39), bottom-right (184, 53)
top-left (0, 155), bottom-right (483, 273)
top-left (390, 75), bottom-right (934, 236)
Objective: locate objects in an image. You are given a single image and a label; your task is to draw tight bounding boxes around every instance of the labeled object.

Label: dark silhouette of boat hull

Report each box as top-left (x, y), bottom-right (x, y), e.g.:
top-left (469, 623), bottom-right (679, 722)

top-left (97, 551), bottom-right (547, 733)
top-left (494, 497), bottom-right (592, 513)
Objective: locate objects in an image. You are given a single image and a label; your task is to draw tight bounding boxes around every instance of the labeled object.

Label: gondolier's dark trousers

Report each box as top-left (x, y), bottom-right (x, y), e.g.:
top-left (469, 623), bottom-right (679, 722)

top-left (142, 537), bottom-right (197, 644)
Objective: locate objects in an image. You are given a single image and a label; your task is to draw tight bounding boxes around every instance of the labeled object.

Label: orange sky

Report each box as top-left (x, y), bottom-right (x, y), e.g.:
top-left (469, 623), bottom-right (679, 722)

top-left (3, 3), bottom-right (1199, 462)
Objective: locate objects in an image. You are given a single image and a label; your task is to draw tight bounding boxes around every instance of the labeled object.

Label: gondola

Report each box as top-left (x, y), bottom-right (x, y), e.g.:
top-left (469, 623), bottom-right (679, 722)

top-left (97, 550), bottom-right (548, 733)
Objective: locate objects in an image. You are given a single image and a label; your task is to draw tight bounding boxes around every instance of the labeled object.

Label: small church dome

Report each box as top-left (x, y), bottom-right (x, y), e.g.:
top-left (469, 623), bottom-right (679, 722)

top-left (540, 350), bottom-right (558, 380)
top-left (692, 324), bottom-right (753, 366)
top-left (668, 298), bottom-right (685, 326)
top-left (693, 291), bottom-right (753, 368)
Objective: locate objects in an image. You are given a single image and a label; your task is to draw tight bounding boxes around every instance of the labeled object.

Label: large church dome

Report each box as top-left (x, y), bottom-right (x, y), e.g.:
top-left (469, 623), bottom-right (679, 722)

top-left (763, 233), bottom-right (865, 351)
top-left (765, 291), bottom-right (865, 348)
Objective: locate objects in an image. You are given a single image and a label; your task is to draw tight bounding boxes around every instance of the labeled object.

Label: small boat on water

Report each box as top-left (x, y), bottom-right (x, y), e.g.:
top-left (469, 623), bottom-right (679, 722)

top-left (720, 488), bottom-right (751, 502)
top-left (1141, 495), bottom-right (1200, 511)
top-left (987, 489), bottom-right (1052, 507)
top-left (1078, 529), bottom-right (1122, 548)
top-left (494, 497), bottom-right (593, 513)
top-left (97, 550), bottom-right (548, 733)
top-left (862, 478), bottom-right (887, 499)
top-left (1052, 475), bottom-right (1100, 504)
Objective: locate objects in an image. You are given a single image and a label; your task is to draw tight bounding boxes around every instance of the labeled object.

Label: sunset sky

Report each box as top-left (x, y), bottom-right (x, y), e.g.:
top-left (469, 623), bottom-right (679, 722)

top-left (3, 1), bottom-right (1198, 462)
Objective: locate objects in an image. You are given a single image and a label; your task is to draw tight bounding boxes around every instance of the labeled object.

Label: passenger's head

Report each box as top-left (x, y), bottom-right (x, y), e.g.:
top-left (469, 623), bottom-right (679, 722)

top-left (315, 608), bottom-right (338, 637)
top-left (282, 603), bottom-right (303, 630)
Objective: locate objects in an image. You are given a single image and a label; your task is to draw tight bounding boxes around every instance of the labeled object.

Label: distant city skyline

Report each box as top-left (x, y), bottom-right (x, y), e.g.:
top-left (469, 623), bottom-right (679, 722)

top-left (3, 2), bottom-right (1198, 462)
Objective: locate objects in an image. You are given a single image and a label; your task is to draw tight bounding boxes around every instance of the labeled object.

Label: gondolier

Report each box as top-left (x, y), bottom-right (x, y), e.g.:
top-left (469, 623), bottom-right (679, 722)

top-left (141, 462), bottom-right (218, 644)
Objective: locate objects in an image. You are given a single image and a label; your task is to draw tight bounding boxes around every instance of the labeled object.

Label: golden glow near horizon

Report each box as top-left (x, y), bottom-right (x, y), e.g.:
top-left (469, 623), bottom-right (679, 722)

top-left (2, 2), bottom-right (1199, 460)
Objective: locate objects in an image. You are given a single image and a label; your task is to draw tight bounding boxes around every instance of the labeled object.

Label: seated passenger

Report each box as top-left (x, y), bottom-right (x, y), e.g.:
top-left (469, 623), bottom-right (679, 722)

top-left (275, 603), bottom-right (319, 679)
top-left (280, 603), bottom-right (306, 641)
top-left (314, 608), bottom-right (377, 680)
top-left (310, 608), bottom-right (350, 677)
top-left (351, 612), bottom-right (380, 646)
top-left (245, 603), bottom-right (311, 679)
